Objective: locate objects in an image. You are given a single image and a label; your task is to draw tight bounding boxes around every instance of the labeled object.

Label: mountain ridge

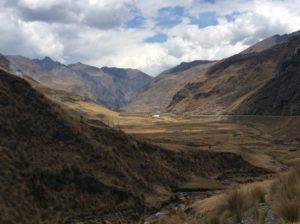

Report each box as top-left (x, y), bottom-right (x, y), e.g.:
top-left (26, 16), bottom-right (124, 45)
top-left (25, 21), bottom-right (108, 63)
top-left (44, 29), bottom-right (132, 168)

top-left (6, 55), bottom-right (152, 110)
top-left (127, 30), bottom-right (300, 116)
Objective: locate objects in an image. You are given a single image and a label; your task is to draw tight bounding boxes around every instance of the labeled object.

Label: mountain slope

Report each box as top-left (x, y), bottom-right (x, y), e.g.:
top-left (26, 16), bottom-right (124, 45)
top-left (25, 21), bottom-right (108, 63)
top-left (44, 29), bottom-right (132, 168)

top-left (6, 55), bottom-right (151, 109)
top-left (241, 31), bottom-right (300, 55)
top-left (162, 60), bottom-right (214, 75)
top-left (0, 53), bottom-right (9, 69)
top-left (233, 34), bottom-right (300, 115)
top-left (125, 60), bottom-right (215, 112)
top-left (166, 46), bottom-right (283, 114)
top-left (69, 63), bottom-right (151, 109)
top-left (127, 31), bottom-right (300, 116)
top-left (0, 68), bottom-right (264, 223)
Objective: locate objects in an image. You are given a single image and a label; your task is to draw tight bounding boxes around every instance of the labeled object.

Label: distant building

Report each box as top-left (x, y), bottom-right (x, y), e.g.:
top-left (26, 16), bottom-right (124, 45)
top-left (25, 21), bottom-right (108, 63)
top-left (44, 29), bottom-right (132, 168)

top-left (153, 114), bottom-right (160, 118)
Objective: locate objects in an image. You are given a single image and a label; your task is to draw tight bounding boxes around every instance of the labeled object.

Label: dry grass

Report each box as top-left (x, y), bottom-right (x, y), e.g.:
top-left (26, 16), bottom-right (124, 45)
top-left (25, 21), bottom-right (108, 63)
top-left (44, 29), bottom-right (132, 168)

top-left (185, 180), bottom-right (273, 224)
top-left (250, 185), bottom-right (266, 203)
top-left (222, 186), bottom-right (250, 223)
top-left (274, 199), bottom-right (300, 223)
top-left (184, 169), bottom-right (300, 224)
top-left (272, 168), bottom-right (300, 223)
top-left (0, 69), bottom-right (265, 224)
top-left (204, 210), bottom-right (231, 224)
top-left (41, 81), bottom-right (300, 174)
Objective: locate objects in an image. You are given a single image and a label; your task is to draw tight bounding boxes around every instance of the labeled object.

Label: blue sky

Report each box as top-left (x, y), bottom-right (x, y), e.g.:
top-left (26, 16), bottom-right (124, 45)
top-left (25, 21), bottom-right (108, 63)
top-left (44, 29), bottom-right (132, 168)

top-left (145, 33), bottom-right (168, 43)
top-left (126, 4), bottom-right (220, 40)
top-left (0, 0), bottom-right (300, 75)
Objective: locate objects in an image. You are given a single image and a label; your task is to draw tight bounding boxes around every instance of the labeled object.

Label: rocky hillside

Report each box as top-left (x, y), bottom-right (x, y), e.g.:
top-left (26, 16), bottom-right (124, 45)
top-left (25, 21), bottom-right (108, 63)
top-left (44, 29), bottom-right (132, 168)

top-left (0, 67), bottom-right (264, 224)
top-left (125, 60), bottom-right (215, 112)
top-left (127, 31), bottom-right (300, 116)
top-left (6, 55), bottom-right (151, 109)
top-left (69, 63), bottom-right (151, 109)
top-left (233, 34), bottom-right (300, 115)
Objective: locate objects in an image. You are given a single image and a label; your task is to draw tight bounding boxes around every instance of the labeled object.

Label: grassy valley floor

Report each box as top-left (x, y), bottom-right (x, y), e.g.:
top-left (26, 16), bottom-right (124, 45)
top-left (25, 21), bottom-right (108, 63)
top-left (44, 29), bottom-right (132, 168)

top-left (44, 88), bottom-right (299, 172)
top-left (35, 85), bottom-right (300, 223)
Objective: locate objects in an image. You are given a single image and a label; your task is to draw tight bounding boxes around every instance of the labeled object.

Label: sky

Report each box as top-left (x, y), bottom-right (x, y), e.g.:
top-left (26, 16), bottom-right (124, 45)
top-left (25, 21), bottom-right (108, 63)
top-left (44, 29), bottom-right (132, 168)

top-left (0, 0), bottom-right (300, 76)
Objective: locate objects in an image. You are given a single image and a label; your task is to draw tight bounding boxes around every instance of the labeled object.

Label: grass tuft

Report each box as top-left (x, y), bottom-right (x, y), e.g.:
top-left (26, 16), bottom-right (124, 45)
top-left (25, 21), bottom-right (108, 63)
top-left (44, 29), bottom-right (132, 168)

top-left (272, 168), bottom-right (300, 223)
top-left (250, 186), bottom-right (266, 203)
top-left (223, 187), bottom-right (247, 223)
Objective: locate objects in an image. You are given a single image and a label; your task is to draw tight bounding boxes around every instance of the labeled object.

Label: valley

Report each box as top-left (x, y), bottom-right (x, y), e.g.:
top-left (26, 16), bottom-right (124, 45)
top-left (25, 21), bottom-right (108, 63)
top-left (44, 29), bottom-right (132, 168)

top-left (1, 25), bottom-right (300, 223)
top-left (40, 86), bottom-right (300, 223)
top-left (47, 88), bottom-right (299, 172)
top-left (0, 67), bottom-right (267, 224)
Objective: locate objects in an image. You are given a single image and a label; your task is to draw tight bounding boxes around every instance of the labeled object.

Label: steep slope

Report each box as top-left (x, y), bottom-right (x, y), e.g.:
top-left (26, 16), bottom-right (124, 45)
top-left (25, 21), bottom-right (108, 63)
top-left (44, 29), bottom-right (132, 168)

top-left (6, 55), bottom-right (151, 109)
top-left (166, 31), bottom-right (300, 115)
top-left (0, 53), bottom-right (9, 69)
top-left (0, 68), bottom-right (264, 223)
top-left (162, 60), bottom-right (213, 75)
top-left (240, 34), bottom-right (287, 54)
top-left (233, 34), bottom-right (300, 115)
top-left (69, 63), bottom-right (151, 109)
top-left (125, 60), bottom-right (215, 112)
top-left (241, 31), bottom-right (300, 54)
top-left (127, 31), bottom-right (300, 116)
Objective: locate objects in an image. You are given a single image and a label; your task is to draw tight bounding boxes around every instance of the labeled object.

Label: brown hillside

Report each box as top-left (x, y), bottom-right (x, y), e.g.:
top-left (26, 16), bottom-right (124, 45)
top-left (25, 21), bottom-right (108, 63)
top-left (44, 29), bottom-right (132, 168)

top-left (0, 68), bottom-right (264, 223)
top-left (127, 31), bottom-right (300, 116)
top-left (125, 61), bottom-right (215, 112)
top-left (167, 31), bottom-right (300, 115)
top-left (233, 34), bottom-right (300, 115)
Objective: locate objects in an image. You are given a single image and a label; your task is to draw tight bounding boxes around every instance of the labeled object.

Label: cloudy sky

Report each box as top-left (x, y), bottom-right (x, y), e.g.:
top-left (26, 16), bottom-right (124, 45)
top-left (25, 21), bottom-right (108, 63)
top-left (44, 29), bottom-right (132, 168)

top-left (0, 0), bottom-right (300, 75)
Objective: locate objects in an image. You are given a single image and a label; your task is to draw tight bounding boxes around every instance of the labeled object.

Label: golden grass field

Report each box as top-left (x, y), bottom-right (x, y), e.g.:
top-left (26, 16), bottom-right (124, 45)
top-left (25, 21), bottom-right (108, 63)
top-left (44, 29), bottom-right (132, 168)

top-left (48, 92), bottom-right (300, 172)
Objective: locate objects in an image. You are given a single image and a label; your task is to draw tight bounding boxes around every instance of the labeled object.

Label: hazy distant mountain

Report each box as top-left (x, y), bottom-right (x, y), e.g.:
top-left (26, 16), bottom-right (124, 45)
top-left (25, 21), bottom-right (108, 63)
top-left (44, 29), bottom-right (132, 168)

top-left (0, 53), bottom-right (9, 70)
top-left (127, 31), bottom-right (300, 116)
top-left (6, 55), bottom-right (151, 109)
top-left (69, 63), bottom-right (151, 109)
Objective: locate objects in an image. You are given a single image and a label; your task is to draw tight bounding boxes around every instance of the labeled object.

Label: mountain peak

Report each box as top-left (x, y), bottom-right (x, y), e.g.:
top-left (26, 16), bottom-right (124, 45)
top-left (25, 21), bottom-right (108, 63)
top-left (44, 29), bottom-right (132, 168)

top-left (10, 55), bottom-right (151, 109)
top-left (162, 60), bottom-right (215, 75)
top-left (43, 56), bottom-right (54, 62)
top-left (32, 56), bottom-right (64, 70)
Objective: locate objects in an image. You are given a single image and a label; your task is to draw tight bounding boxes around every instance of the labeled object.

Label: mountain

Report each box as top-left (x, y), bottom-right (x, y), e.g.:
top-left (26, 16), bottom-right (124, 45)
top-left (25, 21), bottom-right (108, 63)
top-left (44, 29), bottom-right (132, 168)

top-left (240, 34), bottom-right (288, 54)
top-left (69, 63), bottom-right (151, 109)
top-left (6, 55), bottom-right (151, 109)
top-left (0, 53), bottom-right (9, 70)
top-left (127, 31), bottom-right (300, 116)
top-left (0, 66), bottom-right (263, 223)
top-left (162, 60), bottom-right (214, 75)
top-left (233, 34), bottom-right (300, 115)
top-left (241, 31), bottom-right (300, 55)
top-left (125, 60), bottom-right (215, 112)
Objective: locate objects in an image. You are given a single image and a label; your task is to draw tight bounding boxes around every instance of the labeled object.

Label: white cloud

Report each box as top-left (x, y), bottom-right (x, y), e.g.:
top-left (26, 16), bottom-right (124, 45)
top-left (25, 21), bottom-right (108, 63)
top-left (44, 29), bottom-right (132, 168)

top-left (18, 0), bottom-right (67, 10)
top-left (0, 0), bottom-right (300, 76)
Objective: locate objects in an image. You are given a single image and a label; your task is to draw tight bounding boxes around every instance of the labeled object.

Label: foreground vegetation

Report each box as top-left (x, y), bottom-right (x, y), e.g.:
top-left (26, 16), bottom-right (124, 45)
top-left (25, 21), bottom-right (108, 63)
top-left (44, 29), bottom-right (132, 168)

top-left (155, 167), bottom-right (300, 224)
top-left (38, 78), bottom-right (300, 223)
top-left (0, 67), bottom-right (266, 224)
